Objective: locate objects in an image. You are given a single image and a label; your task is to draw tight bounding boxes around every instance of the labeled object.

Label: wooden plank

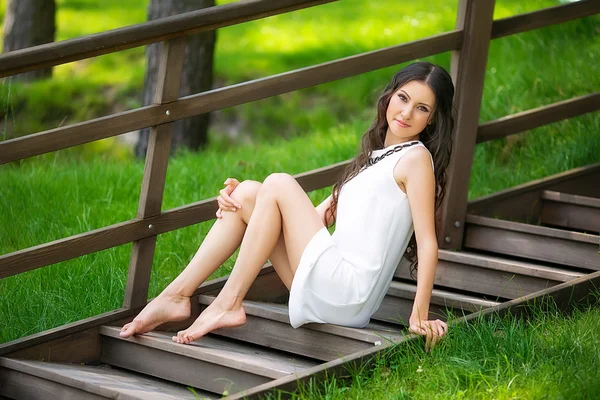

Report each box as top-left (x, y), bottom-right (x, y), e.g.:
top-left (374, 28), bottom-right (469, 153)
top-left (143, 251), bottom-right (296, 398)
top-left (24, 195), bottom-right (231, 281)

top-left (101, 326), bottom-right (316, 379)
top-left (0, 358), bottom-right (205, 399)
top-left (101, 338), bottom-right (272, 394)
top-left (0, 367), bottom-right (106, 400)
top-left (123, 38), bottom-right (186, 309)
top-left (438, 0), bottom-right (495, 249)
top-left (395, 252), bottom-right (578, 300)
top-left (541, 191), bottom-right (600, 233)
top-left (477, 93), bottom-right (600, 143)
top-left (0, 161), bottom-right (346, 279)
top-left (0, 0), bottom-right (337, 78)
top-left (372, 294), bottom-right (458, 325)
top-left (465, 215), bottom-right (599, 271)
top-left (491, 0), bottom-right (600, 39)
top-left (0, 30), bottom-right (461, 165)
top-left (226, 269), bottom-right (600, 399)
top-left (467, 163), bottom-right (600, 221)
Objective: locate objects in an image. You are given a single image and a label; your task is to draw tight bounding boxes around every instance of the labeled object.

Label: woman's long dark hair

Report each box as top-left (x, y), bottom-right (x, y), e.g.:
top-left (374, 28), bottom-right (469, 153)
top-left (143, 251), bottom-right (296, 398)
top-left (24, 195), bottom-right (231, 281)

top-left (326, 61), bottom-right (455, 279)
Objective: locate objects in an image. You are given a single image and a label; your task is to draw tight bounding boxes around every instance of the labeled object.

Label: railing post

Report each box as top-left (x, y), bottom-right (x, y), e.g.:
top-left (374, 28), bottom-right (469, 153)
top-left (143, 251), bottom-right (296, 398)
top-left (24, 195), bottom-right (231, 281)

top-left (123, 38), bottom-right (186, 308)
top-left (438, 0), bottom-right (495, 249)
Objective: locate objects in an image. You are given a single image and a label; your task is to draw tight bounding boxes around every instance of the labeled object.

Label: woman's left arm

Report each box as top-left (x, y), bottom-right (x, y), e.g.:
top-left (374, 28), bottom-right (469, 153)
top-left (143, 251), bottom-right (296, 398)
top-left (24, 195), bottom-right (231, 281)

top-left (394, 147), bottom-right (448, 351)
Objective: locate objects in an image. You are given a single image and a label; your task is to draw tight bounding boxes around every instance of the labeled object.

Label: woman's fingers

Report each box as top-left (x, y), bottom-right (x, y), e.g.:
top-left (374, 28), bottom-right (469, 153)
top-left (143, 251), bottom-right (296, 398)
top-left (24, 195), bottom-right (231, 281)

top-left (410, 319), bottom-right (448, 353)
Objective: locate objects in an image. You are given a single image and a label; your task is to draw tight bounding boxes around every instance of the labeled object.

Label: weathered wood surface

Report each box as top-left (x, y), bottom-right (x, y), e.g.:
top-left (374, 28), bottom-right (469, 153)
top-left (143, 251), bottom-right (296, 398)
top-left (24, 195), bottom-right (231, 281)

top-left (491, 0), bottom-right (600, 39)
top-left (395, 250), bottom-right (581, 299)
top-left (101, 326), bottom-right (316, 378)
top-left (123, 38), bottom-right (186, 309)
top-left (0, 30), bottom-right (461, 165)
top-left (465, 215), bottom-right (600, 271)
top-left (0, 358), bottom-right (206, 399)
top-left (467, 163), bottom-right (600, 222)
top-left (540, 191), bottom-right (600, 233)
top-left (477, 93), bottom-right (600, 144)
top-left (227, 269), bottom-right (600, 399)
top-left (0, 0), bottom-right (337, 78)
top-left (438, 0), bottom-right (495, 249)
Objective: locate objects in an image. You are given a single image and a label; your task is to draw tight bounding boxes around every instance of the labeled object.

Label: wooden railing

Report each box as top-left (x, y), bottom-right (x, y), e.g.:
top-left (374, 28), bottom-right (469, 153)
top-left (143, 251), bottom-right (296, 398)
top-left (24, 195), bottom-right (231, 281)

top-left (1, 0), bottom-right (599, 311)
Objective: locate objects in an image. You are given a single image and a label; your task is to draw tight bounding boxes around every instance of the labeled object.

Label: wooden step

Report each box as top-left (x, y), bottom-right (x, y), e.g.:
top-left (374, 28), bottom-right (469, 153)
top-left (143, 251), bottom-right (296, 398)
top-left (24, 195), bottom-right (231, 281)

top-left (394, 250), bottom-right (582, 300)
top-left (0, 357), bottom-right (211, 400)
top-left (465, 215), bottom-right (599, 271)
top-left (372, 280), bottom-right (500, 324)
top-left (100, 325), bottom-right (316, 395)
top-left (198, 295), bottom-right (403, 361)
top-left (541, 190), bottom-right (600, 233)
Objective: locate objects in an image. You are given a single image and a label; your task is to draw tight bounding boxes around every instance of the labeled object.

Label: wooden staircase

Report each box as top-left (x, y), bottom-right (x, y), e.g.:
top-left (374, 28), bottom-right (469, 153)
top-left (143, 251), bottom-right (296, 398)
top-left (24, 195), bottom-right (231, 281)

top-left (1, 169), bottom-right (599, 399)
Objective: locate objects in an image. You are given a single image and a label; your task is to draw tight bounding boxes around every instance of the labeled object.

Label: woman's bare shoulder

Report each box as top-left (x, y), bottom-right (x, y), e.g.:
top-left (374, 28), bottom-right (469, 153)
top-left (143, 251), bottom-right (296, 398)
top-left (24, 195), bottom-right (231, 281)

top-left (393, 145), bottom-right (434, 185)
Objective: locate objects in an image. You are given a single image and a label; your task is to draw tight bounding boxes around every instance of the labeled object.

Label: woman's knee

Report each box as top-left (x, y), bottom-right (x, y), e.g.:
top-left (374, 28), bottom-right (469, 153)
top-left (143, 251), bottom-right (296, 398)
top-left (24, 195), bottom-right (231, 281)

top-left (230, 180), bottom-right (261, 206)
top-left (261, 173), bottom-right (295, 193)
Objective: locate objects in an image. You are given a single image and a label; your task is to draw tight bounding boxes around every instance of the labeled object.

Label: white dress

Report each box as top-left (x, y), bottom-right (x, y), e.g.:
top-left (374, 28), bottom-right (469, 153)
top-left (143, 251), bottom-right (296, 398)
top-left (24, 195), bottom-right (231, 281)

top-left (288, 141), bottom-right (433, 328)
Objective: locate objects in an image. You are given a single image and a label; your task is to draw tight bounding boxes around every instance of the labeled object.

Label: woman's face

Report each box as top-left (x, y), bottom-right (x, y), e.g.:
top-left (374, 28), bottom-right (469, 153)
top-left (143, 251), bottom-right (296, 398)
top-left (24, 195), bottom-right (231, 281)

top-left (385, 80), bottom-right (436, 144)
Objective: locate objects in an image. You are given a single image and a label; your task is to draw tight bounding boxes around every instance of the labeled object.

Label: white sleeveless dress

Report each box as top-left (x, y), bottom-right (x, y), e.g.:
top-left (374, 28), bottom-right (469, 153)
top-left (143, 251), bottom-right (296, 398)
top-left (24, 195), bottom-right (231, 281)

top-left (288, 141), bottom-right (433, 328)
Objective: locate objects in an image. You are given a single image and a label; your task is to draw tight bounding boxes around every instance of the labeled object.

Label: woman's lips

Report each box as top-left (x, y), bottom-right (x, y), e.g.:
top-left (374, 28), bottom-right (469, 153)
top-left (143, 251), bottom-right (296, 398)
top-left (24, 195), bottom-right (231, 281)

top-left (395, 119), bottom-right (411, 128)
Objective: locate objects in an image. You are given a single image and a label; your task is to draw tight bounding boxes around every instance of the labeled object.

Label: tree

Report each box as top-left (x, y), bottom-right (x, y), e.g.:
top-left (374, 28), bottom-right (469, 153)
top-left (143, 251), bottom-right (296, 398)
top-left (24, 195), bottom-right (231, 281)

top-left (2, 0), bottom-right (56, 82)
top-left (135, 0), bottom-right (216, 158)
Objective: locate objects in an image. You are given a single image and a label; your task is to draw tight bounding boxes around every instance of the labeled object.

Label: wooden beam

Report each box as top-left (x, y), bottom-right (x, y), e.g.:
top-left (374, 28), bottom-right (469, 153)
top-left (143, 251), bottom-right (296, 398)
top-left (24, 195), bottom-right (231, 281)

top-left (0, 162), bottom-right (344, 279)
top-left (477, 93), bottom-right (600, 143)
top-left (123, 38), bottom-right (185, 309)
top-left (438, 0), bottom-right (495, 249)
top-left (541, 191), bottom-right (600, 233)
top-left (491, 0), bottom-right (600, 39)
top-left (0, 0), bottom-right (337, 78)
top-left (0, 31), bottom-right (462, 165)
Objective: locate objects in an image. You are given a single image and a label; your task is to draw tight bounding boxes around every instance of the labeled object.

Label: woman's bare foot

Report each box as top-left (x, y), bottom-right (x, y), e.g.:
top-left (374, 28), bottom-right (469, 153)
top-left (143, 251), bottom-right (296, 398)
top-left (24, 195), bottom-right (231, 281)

top-left (120, 292), bottom-right (191, 338)
top-left (172, 302), bottom-right (246, 344)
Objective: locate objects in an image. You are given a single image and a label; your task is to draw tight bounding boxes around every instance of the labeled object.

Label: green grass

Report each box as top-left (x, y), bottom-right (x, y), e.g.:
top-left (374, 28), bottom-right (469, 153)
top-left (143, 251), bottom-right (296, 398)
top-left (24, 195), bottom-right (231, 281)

top-left (277, 295), bottom-right (600, 400)
top-left (1, 0), bottom-right (599, 397)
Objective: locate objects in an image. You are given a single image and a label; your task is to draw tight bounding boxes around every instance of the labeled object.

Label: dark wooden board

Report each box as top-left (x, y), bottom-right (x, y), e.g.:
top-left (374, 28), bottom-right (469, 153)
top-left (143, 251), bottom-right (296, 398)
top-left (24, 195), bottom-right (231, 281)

top-left (477, 93), bottom-right (600, 143)
top-left (101, 326), bottom-right (316, 378)
top-left (0, 0), bottom-right (337, 78)
top-left (438, 0), bottom-right (495, 248)
top-left (491, 0), bottom-right (600, 39)
top-left (465, 216), bottom-right (599, 271)
top-left (541, 191), bottom-right (600, 233)
top-left (0, 358), bottom-right (207, 399)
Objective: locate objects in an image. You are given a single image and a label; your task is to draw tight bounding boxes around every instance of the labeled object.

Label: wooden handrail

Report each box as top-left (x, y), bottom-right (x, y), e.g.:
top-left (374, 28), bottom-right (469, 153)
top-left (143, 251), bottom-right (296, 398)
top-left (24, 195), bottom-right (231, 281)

top-left (0, 0), bottom-right (337, 79)
top-left (0, 30), bottom-right (462, 165)
top-left (0, 160), bottom-right (348, 279)
top-left (477, 92), bottom-right (600, 143)
top-left (491, 0), bottom-right (600, 39)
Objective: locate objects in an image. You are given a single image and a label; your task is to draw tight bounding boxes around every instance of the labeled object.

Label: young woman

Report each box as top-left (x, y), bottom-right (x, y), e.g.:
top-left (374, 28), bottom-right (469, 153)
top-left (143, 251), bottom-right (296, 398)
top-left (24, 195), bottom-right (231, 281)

top-left (121, 61), bottom-right (455, 352)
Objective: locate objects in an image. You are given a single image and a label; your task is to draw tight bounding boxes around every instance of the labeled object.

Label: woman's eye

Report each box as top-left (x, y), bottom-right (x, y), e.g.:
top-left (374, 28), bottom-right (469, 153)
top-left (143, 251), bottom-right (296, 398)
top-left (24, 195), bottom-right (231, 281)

top-left (418, 106), bottom-right (429, 112)
top-left (398, 94), bottom-right (407, 102)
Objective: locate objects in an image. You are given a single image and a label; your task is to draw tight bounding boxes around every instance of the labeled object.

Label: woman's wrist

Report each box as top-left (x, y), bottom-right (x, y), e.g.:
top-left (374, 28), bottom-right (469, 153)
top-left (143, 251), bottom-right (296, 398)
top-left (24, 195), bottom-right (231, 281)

top-left (409, 312), bottom-right (429, 324)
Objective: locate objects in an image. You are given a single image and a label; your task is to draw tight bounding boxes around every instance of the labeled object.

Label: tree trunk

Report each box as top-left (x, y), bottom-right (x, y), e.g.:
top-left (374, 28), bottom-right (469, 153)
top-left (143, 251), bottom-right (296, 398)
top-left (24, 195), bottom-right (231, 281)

top-left (135, 0), bottom-right (216, 158)
top-left (2, 0), bottom-right (56, 82)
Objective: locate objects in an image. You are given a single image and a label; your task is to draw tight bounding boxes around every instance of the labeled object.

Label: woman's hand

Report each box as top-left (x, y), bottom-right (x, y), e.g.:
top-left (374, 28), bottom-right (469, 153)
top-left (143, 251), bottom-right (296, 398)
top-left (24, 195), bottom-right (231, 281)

top-left (216, 178), bottom-right (241, 219)
top-left (408, 318), bottom-right (448, 353)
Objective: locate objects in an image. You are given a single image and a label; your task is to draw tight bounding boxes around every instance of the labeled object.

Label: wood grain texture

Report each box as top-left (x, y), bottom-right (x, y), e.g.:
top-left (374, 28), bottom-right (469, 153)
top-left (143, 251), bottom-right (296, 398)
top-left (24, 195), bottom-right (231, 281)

top-left (467, 164), bottom-right (600, 221)
top-left (0, 31), bottom-right (461, 165)
top-left (491, 0), bottom-right (600, 39)
top-left (0, 0), bottom-right (338, 78)
top-left (465, 217), bottom-right (599, 271)
top-left (541, 191), bottom-right (600, 233)
top-left (0, 358), bottom-right (205, 399)
top-left (477, 93), bottom-right (600, 143)
top-left (438, 0), bottom-right (495, 249)
top-left (124, 38), bottom-right (186, 309)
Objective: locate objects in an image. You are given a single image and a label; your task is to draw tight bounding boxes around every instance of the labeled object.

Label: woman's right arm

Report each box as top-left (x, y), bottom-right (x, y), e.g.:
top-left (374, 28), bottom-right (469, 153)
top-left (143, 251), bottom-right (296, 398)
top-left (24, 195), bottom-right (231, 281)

top-left (315, 194), bottom-right (334, 227)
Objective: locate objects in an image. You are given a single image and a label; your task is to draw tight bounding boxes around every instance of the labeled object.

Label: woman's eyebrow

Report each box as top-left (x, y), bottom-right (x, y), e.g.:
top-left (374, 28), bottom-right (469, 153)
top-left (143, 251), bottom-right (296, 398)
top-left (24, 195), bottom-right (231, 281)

top-left (400, 89), bottom-right (432, 109)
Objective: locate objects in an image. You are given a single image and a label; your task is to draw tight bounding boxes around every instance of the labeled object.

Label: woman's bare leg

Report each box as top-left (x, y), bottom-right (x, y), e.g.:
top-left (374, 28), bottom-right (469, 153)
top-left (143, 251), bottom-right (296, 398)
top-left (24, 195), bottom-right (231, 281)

top-left (120, 180), bottom-right (294, 338)
top-left (173, 173), bottom-right (324, 344)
